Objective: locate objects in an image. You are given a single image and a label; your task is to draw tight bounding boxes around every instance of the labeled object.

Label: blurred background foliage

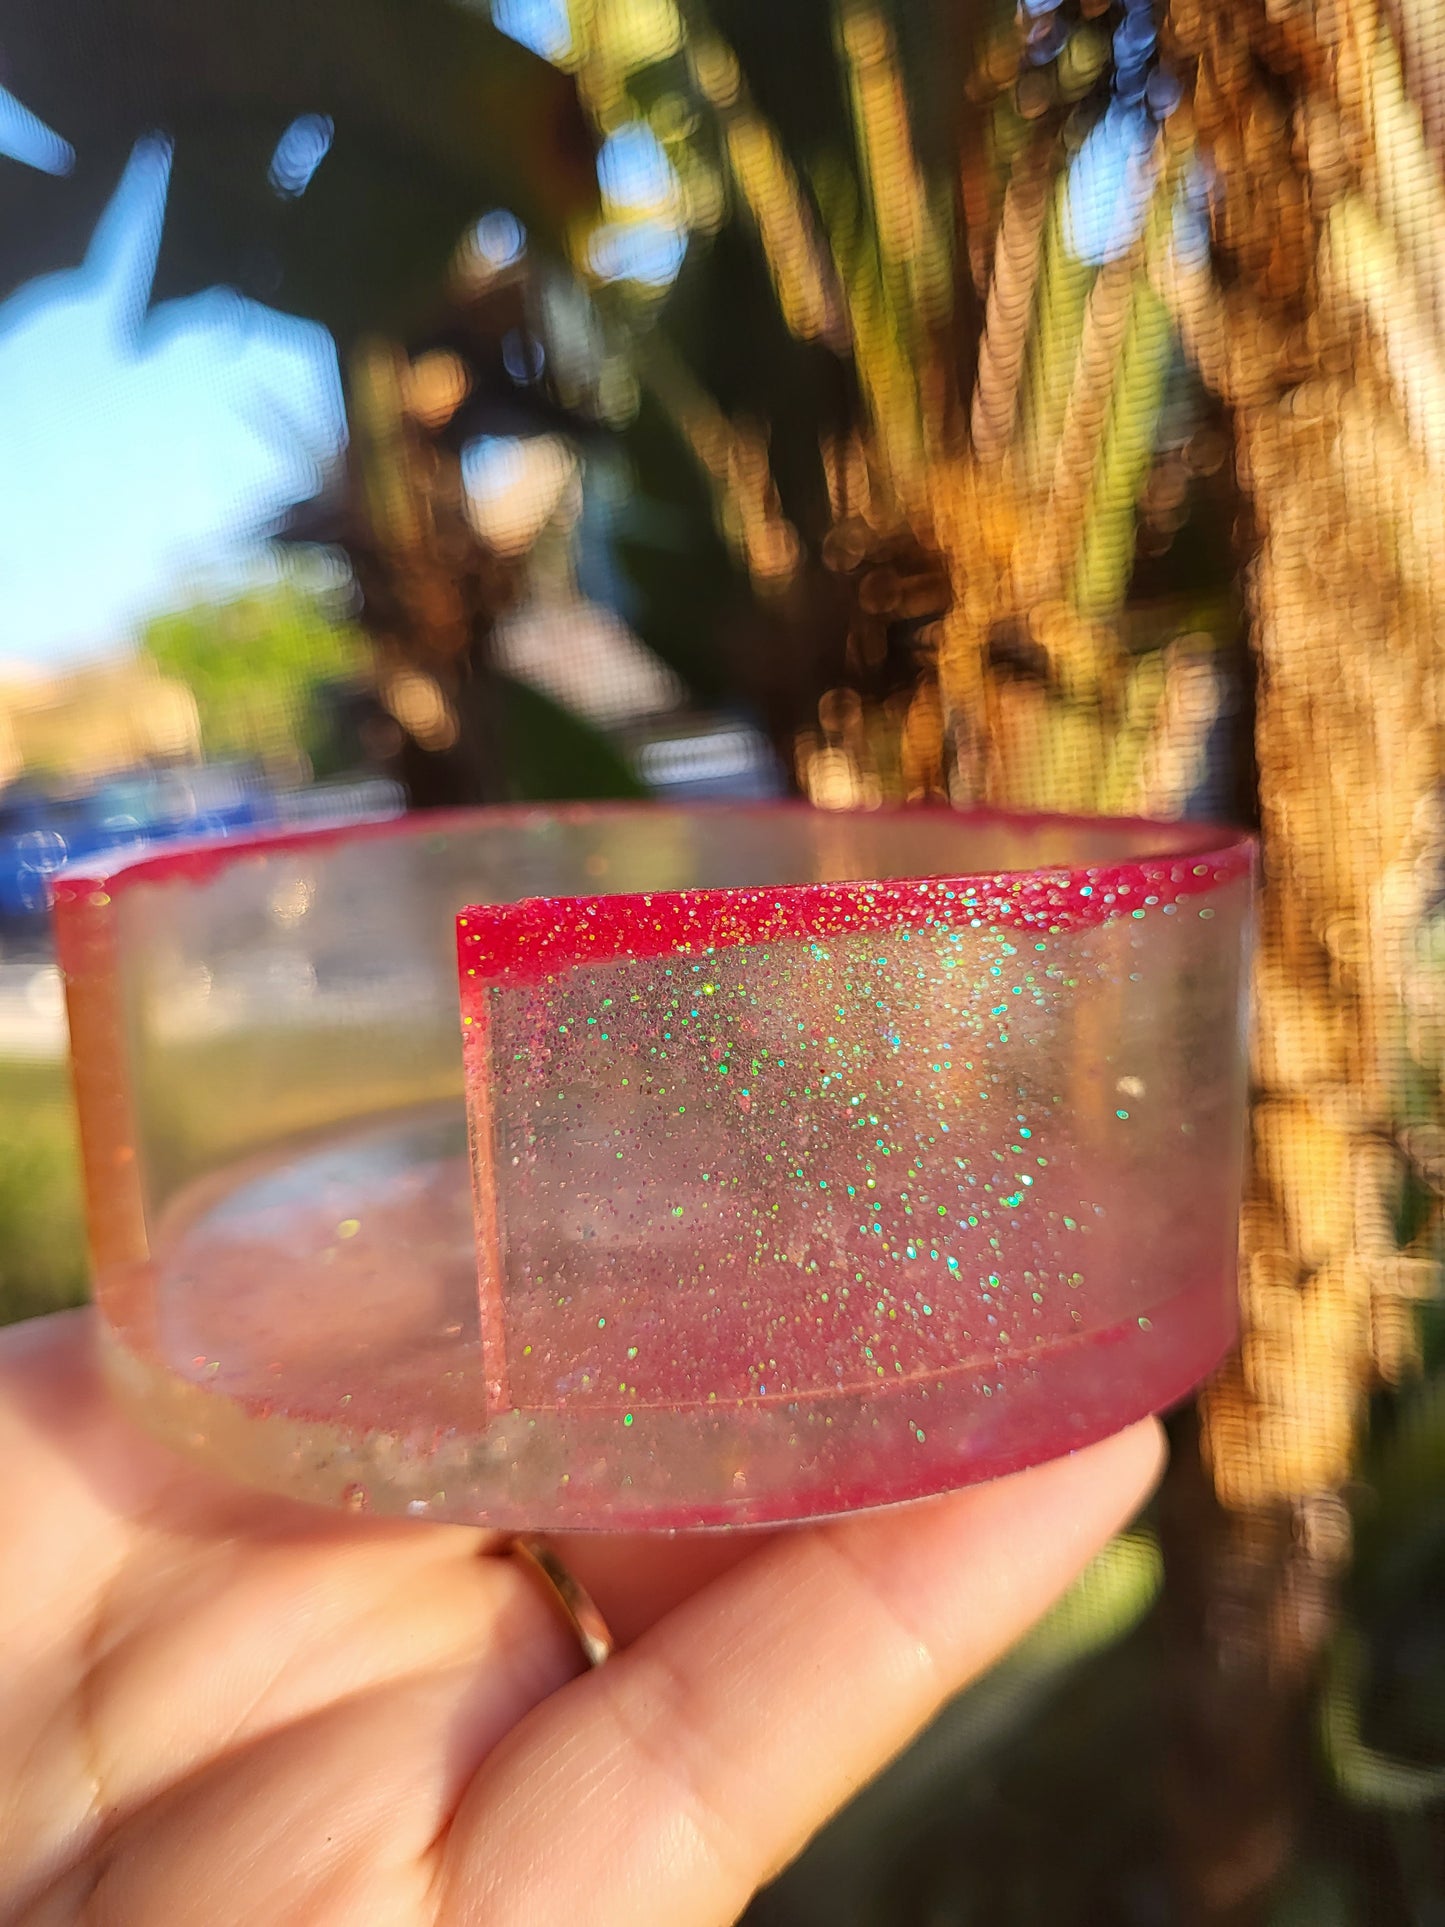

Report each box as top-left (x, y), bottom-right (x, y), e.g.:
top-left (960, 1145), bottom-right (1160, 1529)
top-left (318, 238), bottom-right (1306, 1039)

top-left (144, 584), bottom-right (372, 776)
top-left (1, 0), bottom-right (1444, 1918)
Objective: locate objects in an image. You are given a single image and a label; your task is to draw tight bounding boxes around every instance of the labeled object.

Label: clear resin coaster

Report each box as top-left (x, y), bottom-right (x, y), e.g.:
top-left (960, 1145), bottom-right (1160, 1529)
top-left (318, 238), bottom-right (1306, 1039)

top-left (54, 804), bottom-right (1252, 1529)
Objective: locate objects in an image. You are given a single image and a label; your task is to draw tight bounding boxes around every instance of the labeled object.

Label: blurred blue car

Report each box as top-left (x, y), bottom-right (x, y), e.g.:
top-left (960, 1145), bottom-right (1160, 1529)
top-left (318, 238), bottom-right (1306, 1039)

top-left (0, 767), bottom-right (279, 945)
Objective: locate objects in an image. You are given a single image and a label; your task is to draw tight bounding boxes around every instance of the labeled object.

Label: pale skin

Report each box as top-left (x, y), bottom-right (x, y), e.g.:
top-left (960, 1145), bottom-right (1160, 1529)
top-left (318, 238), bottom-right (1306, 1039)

top-left (0, 1311), bottom-right (1164, 1926)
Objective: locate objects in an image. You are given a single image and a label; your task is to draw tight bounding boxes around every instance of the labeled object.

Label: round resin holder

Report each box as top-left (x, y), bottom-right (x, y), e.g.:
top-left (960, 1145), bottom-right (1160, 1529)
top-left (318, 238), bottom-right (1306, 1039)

top-left (54, 805), bottom-right (1253, 1531)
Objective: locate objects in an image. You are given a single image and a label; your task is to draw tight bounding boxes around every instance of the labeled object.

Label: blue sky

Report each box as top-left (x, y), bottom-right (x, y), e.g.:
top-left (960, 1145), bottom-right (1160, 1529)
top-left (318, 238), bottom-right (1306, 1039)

top-left (0, 129), bottom-right (346, 672)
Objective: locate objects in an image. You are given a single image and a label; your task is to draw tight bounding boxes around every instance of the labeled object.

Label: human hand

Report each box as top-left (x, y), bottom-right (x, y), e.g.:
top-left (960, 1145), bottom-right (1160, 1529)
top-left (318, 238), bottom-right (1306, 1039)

top-left (0, 1310), bottom-right (1163, 1926)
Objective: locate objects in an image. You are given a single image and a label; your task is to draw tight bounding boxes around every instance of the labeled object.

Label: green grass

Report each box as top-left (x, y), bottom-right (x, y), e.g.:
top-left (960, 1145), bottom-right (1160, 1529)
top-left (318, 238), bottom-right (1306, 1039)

top-left (0, 1059), bottom-right (88, 1325)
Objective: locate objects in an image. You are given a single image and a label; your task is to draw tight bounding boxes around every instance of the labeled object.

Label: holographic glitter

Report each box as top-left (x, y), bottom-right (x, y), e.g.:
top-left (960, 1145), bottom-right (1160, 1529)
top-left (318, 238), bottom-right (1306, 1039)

top-left (456, 812), bottom-right (1253, 1499)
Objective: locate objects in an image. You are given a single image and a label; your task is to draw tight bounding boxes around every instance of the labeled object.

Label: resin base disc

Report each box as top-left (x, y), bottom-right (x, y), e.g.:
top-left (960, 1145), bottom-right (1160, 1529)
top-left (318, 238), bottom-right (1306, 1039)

top-left (99, 1102), bottom-right (1236, 1531)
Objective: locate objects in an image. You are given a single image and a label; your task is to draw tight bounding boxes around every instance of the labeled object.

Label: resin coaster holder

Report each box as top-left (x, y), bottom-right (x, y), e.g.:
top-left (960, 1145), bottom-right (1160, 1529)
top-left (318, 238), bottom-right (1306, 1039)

top-left (54, 804), bottom-right (1252, 1530)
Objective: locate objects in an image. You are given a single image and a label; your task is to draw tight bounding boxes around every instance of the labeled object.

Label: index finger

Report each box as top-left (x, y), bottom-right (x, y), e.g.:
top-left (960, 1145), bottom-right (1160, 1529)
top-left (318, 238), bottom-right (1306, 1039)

top-left (436, 1418), bottom-right (1165, 1927)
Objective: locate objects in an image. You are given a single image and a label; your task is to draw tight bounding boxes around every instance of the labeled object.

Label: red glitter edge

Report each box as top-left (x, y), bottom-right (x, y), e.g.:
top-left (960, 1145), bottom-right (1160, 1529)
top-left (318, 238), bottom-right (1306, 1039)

top-left (457, 827), bottom-right (1254, 995)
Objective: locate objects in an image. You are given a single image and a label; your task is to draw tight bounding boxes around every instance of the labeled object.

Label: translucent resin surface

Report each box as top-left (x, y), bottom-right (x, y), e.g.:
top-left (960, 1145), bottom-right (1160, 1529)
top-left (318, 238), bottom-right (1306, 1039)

top-left (55, 805), bottom-right (1252, 1529)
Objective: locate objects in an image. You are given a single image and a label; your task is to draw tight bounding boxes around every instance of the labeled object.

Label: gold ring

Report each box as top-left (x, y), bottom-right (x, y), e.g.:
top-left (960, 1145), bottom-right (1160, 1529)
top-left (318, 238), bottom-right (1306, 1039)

top-left (507, 1535), bottom-right (615, 1668)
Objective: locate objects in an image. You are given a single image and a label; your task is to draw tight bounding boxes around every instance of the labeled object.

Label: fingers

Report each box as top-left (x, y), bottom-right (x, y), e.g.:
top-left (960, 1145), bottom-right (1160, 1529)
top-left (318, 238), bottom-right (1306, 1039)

top-left (15, 1659), bottom-right (557, 1927)
top-left (436, 1419), bottom-right (1166, 1927)
top-left (0, 1312), bottom-right (581, 1915)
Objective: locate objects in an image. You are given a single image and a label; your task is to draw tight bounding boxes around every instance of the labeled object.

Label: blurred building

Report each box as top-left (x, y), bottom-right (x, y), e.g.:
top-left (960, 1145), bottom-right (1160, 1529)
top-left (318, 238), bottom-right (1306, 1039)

top-left (0, 656), bottom-right (200, 788)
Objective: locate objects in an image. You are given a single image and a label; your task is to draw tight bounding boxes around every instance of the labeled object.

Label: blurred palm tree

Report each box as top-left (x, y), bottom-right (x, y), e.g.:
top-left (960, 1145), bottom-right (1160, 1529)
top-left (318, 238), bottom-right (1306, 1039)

top-left (555, 1), bottom-right (1445, 1914)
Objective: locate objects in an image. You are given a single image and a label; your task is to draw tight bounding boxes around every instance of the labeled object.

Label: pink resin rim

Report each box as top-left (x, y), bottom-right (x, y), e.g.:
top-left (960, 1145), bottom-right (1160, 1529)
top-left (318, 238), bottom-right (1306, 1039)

top-left (53, 798), bottom-right (1251, 913)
